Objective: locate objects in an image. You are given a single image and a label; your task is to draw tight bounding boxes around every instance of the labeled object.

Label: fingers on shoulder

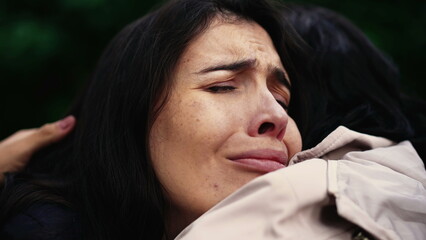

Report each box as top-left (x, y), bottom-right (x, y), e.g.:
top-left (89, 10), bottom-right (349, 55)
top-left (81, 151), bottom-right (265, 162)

top-left (0, 116), bottom-right (76, 154)
top-left (36, 116), bottom-right (76, 145)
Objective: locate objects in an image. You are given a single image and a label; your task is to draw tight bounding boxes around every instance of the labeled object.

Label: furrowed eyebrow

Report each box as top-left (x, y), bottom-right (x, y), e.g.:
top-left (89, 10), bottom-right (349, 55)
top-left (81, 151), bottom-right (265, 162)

top-left (196, 59), bottom-right (256, 74)
top-left (273, 67), bottom-right (291, 90)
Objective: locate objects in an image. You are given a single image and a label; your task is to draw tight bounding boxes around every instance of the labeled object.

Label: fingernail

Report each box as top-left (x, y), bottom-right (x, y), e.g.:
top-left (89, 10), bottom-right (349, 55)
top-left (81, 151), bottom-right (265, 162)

top-left (57, 115), bottom-right (75, 130)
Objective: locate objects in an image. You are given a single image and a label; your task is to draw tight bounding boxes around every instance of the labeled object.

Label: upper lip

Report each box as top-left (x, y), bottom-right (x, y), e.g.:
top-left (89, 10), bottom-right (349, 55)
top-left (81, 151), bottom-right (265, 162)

top-left (228, 149), bottom-right (288, 165)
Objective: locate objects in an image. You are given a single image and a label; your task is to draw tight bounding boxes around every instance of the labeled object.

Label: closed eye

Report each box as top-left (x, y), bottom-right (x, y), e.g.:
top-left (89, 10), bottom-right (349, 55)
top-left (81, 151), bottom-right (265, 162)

top-left (207, 86), bottom-right (236, 93)
top-left (276, 100), bottom-right (288, 111)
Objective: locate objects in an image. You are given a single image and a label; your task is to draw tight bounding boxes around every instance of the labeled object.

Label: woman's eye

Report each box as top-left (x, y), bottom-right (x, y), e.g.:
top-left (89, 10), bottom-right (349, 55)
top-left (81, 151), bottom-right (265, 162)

top-left (207, 86), bottom-right (236, 93)
top-left (276, 100), bottom-right (289, 111)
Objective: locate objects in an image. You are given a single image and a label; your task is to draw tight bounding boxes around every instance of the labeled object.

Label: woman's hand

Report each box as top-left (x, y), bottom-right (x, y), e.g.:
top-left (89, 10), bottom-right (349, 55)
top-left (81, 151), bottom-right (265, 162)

top-left (0, 116), bottom-right (76, 183)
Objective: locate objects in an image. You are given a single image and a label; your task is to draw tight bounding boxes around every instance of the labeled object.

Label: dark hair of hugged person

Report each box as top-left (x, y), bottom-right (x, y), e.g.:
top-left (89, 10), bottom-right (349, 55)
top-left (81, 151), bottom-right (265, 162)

top-left (282, 4), bottom-right (426, 159)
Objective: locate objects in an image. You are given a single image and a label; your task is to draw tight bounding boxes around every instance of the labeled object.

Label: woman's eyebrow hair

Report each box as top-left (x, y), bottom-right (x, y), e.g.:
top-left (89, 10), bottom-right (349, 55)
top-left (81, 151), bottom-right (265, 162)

top-left (195, 59), bottom-right (256, 74)
top-left (195, 59), bottom-right (290, 89)
top-left (273, 68), bottom-right (291, 89)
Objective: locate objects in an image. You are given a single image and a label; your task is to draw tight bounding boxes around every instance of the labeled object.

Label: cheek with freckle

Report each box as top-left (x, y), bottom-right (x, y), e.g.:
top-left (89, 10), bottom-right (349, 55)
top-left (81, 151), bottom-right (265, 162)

top-left (284, 118), bottom-right (302, 158)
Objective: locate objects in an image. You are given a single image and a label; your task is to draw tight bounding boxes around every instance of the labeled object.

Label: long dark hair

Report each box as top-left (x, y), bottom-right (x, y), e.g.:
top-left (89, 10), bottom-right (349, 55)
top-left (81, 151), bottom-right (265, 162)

top-left (283, 4), bottom-right (426, 156)
top-left (0, 0), bottom-right (313, 239)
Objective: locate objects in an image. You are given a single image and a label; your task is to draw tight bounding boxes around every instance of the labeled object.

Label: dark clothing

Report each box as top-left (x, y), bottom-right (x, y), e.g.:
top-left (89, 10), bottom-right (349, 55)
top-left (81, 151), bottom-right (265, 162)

top-left (1, 204), bottom-right (81, 240)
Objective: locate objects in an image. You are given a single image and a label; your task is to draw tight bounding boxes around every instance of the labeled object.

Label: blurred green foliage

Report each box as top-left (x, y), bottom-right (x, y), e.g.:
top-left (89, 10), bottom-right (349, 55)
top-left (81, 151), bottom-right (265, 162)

top-left (1, 0), bottom-right (425, 138)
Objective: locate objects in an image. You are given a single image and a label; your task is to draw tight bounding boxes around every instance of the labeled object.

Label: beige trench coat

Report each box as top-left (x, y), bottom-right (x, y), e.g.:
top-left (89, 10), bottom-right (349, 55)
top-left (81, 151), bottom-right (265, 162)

top-left (175, 126), bottom-right (426, 240)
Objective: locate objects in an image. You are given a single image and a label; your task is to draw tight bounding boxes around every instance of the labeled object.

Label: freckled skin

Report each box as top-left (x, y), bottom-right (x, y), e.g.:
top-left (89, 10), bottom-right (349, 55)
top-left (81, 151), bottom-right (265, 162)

top-left (149, 17), bottom-right (302, 237)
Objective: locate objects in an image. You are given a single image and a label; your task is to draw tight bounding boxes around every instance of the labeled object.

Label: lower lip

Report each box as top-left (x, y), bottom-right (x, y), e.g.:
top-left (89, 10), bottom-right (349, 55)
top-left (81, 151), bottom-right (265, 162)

top-left (232, 159), bottom-right (285, 173)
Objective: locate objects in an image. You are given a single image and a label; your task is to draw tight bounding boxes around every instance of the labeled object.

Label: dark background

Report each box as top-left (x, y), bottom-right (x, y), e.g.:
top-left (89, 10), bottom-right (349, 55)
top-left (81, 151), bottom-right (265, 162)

top-left (1, 0), bottom-right (425, 138)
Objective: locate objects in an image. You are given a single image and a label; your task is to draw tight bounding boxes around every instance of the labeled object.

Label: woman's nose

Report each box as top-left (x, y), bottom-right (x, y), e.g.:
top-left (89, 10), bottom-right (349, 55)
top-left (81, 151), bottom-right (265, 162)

top-left (247, 92), bottom-right (288, 141)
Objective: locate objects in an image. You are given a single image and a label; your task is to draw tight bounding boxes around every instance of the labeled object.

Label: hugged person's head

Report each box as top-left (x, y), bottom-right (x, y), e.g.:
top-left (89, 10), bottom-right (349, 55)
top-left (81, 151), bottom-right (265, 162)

top-left (282, 4), bottom-right (420, 149)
